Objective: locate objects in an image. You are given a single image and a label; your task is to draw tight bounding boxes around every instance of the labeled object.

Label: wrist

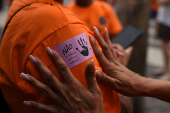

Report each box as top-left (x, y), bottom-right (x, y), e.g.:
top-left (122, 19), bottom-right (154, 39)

top-left (132, 74), bottom-right (149, 96)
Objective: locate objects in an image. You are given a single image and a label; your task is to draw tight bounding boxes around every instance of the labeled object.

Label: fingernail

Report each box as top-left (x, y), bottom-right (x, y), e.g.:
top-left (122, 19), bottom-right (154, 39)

top-left (89, 34), bottom-right (94, 41)
top-left (96, 70), bottom-right (100, 73)
top-left (94, 26), bottom-right (99, 34)
top-left (47, 47), bottom-right (53, 55)
top-left (89, 59), bottom-right (94, 63)
top-left (95, 70), bottom-right (102, 78)
top-left (29, 55), bottom-right (37, 63)
top-left (105, 28), bottom-right (108, 35)
top-left (23, 101), bottom-right (31, 106)
top-left (20, 72), bottom-right (30, 80)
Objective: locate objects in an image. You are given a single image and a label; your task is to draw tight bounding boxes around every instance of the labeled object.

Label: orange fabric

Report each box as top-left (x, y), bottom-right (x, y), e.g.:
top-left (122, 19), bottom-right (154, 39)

top-left (0, 0), bottom-right (121, 113)
top-left (67, 1), bottom-right (123, 36)
top-left (151, 0), bottom-right (159, 11)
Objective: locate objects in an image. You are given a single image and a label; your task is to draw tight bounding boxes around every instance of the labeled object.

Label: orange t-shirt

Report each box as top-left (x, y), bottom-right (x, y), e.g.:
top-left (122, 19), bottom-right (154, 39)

top-left (151, 0), bottom-right (159, 11)
top-left (67, 1), bottom-right (123, 36)
top-left (0, 0), bottom-right (121, 113)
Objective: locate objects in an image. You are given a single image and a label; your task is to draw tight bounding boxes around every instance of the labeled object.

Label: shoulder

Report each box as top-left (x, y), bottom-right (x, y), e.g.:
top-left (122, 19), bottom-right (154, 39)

top-left (30, 3), bottom-right (82, 28)
top-left (94, 1), bottom-right (114, 13)
top-left (66, 1), bottom-right (76, 8)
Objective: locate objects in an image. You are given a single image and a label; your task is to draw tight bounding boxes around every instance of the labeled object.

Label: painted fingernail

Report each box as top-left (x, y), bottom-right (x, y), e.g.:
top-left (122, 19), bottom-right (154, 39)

top-left (95, 70), bottom-right (102, 78)
top-left (96, 70), bottom-right (100, 73)
top-left (94, 26), bottom-right (99, 34)
top-left (47, 47), bottom-right (53, 55)
top-left (20, 72), bottom-right (30, 80)
top-left (105, 28), bottom-right (108, 35)
top-left (29, 55), bottom-right (37, 63)
top-left (89, 34), bottom-right (94, 41)
top-left (23, 101), bottom-right (31, 106)
top-left (89, 59), bottom-right (94, 63)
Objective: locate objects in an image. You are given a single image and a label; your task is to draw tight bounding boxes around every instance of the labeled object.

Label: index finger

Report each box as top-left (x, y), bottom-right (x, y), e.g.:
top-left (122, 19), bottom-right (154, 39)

top-left (93, 27), bottom-right (114, 62)
top-left (89, 34), bottom-right (110, 68)
top-left (46, 47), bottom-right (76, 83)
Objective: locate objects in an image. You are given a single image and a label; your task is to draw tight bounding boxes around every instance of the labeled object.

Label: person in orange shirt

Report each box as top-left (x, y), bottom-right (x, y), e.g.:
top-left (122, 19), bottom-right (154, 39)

top-left (150, 0), bottom-right (159, 18)
top-left (99, 0), bottom-right (117, 6)
top-left (0, 0), bottom-right (121, 113)
top-left (67, 0), bottom-right (123, 40)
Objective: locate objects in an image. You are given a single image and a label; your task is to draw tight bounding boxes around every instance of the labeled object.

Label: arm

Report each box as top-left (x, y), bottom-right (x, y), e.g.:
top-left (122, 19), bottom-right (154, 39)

top-left (90, 27), bottom-right (170, 103)
top-left (135, 77), bottom-right (170, 103)
top-left (158, 0), bottom-right (170, 5)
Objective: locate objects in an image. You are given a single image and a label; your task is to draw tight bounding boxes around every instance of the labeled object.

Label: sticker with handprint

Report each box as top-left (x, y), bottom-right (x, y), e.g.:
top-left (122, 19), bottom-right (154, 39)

top-left (54, 33), bottom-right (94, 68)
top-left (76, 38), bottom-right (89, 56)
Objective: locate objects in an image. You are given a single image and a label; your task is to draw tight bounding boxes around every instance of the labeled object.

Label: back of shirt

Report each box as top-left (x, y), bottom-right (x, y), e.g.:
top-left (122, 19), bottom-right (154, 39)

top-left (0, 0), bottom-right (121, 113)
top-left (67, 1), bottom-right (123, 37)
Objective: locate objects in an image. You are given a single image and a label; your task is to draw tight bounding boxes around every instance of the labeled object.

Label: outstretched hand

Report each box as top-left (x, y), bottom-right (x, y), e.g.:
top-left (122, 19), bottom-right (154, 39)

top-left (20, 47), bottom-right (105, 113)
top-left (90, 27), bottom-right (145, 97)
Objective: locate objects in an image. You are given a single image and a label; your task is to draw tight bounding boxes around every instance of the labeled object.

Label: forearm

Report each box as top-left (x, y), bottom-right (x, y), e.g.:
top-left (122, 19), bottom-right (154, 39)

top-left (136, 77), bottom-right (170, 103)
top-left (119, 94), bottom-right (133, 113)
top-left (158, 0), bottom-right (170, 5)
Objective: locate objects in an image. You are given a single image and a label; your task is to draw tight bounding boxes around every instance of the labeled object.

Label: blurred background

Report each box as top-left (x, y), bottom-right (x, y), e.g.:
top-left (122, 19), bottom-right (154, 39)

top-left (0, 0), bottom-right (170, 113)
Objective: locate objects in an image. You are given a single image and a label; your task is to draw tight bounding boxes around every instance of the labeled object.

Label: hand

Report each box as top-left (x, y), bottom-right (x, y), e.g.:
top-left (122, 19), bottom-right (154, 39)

top-left (113, 44), bottom-right (133, 66)
top-left (90, 27), bottom-right (145, 97)
top-left (20, 47), bottom-right (105, 113)
top-left (76, 38), bottom-right (89, 56)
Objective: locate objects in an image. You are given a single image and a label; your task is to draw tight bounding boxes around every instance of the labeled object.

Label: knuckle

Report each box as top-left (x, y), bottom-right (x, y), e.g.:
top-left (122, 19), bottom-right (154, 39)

top-left (66, 81), bottom-right (79, 93)
top-left (86, 68), bottom-right (95, 75)
top-left (101, 44), bottom-right (109, 50)
top-left (45, 72), bottom-right (54, 82)
top-left (35, 59), bottom-right (42, 67)
top-left (58, 64), bottom-right (68, 72)
top-left (52, 52), bottom-right (58, 61)
top-left (94, 89), bottom-right (102, 95)
top-left (106, 65), bottom-right (115, 74)
top-left (67, 80), bottom-right (79, 89)
top-left (41, 86), bottom-right (50, 96)
top-left (102, 74), bottom-right (109, 83)
top-left (96, 50), bottom-right (104, 58)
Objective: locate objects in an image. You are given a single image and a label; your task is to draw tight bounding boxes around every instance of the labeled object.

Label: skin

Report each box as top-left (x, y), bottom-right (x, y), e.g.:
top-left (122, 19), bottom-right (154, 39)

top-left (90, 28), bottom-right (170, 103)
top-left (21, 48), bottom-right (105, 113)
top-left (22, 27), bottom-right (170, 113)
top-left (158, 0), bottom-right (170, 5)
top-left (113, 44), bottom-right (133, 113)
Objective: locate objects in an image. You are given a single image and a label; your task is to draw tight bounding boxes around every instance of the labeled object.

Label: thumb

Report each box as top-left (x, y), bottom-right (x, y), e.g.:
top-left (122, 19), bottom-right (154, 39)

top-left (124, 46), bottom-right (133, 66)
top-left (85, 59), bottom-right (101, 94)
top-left (114, 49), bottom-right (125, 65)
top-left (95, 70), bottom-right (115, 89)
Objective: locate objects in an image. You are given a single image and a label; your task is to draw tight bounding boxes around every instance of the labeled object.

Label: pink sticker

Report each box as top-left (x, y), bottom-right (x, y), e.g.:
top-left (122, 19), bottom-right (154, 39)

top-left (54, 33), bottom-right (94, 68)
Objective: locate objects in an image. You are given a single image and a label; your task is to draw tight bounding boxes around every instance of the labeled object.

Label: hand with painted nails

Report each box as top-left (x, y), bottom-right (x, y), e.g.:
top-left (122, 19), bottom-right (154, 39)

top-left (91, 27), bottom-right (170, 103)
top-left (20, 47), bottom-right (105, 113)
top-left (90, 27), bottom-right (144, 97)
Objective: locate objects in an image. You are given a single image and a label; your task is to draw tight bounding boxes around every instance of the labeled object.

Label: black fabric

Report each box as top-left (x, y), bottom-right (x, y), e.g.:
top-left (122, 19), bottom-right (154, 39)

top-left (0, 89), bottom-right (12, 113)
top-left (158, 23), bottom-right (170, 41)
top-left (0, 0), bottom-right (3, 11)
